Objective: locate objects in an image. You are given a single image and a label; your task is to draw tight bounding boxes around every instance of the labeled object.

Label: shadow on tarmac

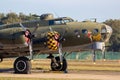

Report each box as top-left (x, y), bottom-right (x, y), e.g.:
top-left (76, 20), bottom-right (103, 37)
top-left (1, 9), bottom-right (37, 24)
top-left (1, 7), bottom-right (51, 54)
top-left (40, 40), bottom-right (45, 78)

top-left (0, 68), bottom-right (13, 73)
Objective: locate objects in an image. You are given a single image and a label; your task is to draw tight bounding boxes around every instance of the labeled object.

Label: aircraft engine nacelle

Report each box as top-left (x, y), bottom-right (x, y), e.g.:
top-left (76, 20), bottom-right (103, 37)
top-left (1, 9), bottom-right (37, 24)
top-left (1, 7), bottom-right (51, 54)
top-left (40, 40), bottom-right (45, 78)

top-left (45, 31), bottom-right (60, 50)
top-left (13, 30), bottom-right (32, 48)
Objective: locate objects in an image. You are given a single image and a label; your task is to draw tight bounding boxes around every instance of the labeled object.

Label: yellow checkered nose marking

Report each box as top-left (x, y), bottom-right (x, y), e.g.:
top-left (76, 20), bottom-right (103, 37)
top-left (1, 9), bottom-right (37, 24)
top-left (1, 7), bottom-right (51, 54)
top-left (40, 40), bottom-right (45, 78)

top-left (46, 31), bottom-right (60, 50)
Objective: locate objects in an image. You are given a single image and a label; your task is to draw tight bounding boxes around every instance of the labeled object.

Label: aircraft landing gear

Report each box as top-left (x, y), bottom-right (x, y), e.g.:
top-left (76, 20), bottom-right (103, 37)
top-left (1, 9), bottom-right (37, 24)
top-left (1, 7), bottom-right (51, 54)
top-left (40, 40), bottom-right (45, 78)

top-left (51, 56), bottom-right (67, 71)
top-left (14, 56), bottom-right (31, 74)
top-left (47, 44), bottom-right (68, 72)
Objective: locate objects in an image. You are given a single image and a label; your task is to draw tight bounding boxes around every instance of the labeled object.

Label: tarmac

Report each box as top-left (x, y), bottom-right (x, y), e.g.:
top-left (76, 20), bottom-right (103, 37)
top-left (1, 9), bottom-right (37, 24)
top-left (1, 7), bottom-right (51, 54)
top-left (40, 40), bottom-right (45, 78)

top-left (0, 69), bottom-right (120, 80)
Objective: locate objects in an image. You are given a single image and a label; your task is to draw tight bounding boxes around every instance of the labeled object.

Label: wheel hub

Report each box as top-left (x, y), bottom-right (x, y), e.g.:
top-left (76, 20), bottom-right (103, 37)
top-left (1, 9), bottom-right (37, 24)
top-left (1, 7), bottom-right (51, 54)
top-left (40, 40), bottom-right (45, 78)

top-left (16, 60), bottom-right (26, 72)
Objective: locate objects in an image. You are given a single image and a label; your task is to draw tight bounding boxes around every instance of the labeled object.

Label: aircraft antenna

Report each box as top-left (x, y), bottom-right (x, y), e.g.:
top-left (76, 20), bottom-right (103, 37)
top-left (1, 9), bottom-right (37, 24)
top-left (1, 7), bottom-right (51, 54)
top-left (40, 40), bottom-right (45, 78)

top-left (49, 27), bottom-right (53, 32)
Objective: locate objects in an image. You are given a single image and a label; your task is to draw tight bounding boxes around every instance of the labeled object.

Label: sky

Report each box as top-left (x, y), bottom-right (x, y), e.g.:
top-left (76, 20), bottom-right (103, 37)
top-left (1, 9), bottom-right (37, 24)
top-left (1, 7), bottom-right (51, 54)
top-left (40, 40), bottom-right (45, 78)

top-left (0, 0), bottom-right (120, 22)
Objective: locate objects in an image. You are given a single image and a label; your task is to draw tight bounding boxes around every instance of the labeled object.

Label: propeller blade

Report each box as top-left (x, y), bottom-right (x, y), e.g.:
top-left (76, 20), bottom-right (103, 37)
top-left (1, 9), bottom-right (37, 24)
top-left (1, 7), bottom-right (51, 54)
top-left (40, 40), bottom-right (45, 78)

top-left (92, 50), bottom-right (96, 63)
top-left (19, 23), bottom-right (34, 60)
top-left (49, 26), bottom-right (65, 42)
top-left (59, 29), bottom-right (66, 42)
top-left (102, 51), bottom-right (106, 61)
top-left (31, 24), bottom-right (39, 35)
top-left (49, 27), bottom-right (53, 32)
top-left (19, 23), bottom-right (27, 31)
top-left (102, 47), bottom-right (106, 61)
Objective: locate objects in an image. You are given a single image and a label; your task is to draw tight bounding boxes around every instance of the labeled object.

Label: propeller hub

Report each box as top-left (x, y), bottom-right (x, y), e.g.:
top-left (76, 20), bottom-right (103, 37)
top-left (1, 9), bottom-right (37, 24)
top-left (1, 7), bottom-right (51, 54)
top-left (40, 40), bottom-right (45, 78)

top-left (24, 30), bottom-right (31, 44)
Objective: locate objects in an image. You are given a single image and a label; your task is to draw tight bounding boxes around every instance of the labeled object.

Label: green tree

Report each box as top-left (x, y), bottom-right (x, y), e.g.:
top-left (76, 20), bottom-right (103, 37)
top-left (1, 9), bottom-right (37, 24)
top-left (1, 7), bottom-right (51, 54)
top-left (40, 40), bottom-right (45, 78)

top-left (0, 12), bottom-right (39, 24)
top-left (19, 13), bottom-right (38, 21)
top-left (2, 12), bottom-right (21, 24)
top-left (0, 13), bottom-right (4, 19)
top-left (0, 13), bottom-right (5, 25)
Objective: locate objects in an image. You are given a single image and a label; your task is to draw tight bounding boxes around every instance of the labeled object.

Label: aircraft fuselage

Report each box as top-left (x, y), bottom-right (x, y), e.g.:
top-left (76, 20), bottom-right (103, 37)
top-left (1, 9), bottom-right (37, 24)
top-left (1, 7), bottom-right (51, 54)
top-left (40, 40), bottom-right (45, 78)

top-left (0, 15), bottom-right (112, 57)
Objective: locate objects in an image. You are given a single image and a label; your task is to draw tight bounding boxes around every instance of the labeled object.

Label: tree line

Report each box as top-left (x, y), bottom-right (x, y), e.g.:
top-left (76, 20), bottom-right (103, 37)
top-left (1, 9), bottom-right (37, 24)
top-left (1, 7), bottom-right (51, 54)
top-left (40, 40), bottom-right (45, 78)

top-left (0, 12), bottom-right (38, 25)
top-left (0, 12), bottom-right (120, 52)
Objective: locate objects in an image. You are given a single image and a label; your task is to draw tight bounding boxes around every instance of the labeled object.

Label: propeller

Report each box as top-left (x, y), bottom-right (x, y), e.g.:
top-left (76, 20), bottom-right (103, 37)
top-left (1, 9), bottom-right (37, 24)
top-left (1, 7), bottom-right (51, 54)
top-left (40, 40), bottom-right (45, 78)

top-left (19, 23), bottom-right (39, 60)
top-left (92, 50), bottom-right (96, 64)
top-left (48, 27), bottom-right (64, 63)
top-left (47, 26), bottom-right (66, 50)
top-left (102, 51), bottom-right (106, 61)
top-left (19, 23), bottom-right (27, 31)
top-left (19, 23), bottom-right (39, 37)
top-left (102, 46), bottom-right (106, 61)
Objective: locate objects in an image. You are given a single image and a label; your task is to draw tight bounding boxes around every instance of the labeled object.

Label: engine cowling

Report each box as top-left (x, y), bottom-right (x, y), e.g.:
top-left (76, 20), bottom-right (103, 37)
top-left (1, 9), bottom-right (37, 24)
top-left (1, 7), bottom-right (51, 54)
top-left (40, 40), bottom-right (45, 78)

top-left (46, 31), bottom-right (60, 50)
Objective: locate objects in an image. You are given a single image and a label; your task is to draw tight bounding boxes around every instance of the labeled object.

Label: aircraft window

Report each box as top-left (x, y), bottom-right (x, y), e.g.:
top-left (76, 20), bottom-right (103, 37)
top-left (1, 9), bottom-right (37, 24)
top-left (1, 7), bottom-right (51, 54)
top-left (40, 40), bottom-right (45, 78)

top-left (82, 29), bottom-right (88, 34)
top-left (93, 29), bottom-right (99, 33)
top-left (64, 20), bottom-right (70, 23)
top-left (49, 20), bottom-right (54, 25)
top-left (63, 19), bottom-right (74, 23)
top-left (101, 28), bottom-right (107, 33)
top-left (49, 20), bottom-right (64, 25)
top-left (101, 27), bottom-right (107, 41)
top-left (69, 19), bottom-right (74, 22)
top-left (74, 30), bottom-right (80, 34)
top-left (49, 18), bottom-right (74, 25)
top-left (54, 20), bottom-right (64, 25)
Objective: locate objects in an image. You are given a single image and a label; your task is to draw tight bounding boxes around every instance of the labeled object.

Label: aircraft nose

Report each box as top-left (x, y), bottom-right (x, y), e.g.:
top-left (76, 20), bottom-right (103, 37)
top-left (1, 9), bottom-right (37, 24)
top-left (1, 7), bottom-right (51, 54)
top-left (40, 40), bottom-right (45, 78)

top-left (101, 25), bottom-right (112, 42)
top-left (105, 25), bottom-right (113, 34)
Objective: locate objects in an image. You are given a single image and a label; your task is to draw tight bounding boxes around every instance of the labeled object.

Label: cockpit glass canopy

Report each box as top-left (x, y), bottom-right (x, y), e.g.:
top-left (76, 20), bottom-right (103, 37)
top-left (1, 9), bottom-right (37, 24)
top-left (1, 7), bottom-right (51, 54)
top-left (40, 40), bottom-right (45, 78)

top-left (49, 17), bottom-right (74, 25)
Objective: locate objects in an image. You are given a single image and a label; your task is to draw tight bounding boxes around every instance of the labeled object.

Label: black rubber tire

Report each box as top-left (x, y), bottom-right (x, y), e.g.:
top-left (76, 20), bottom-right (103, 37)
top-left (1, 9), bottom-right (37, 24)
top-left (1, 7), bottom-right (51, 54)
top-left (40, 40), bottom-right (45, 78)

top-left (14, 56), bottom-right (31, 74)
top-left (51, 56), bottom-right (67, 71)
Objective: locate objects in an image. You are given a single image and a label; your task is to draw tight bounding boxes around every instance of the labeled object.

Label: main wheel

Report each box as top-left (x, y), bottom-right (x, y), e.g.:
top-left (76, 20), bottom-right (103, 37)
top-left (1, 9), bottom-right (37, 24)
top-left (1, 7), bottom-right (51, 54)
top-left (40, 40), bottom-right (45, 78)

top-left (51, 56), bottom-right (67, 71)
top-left (14, 56), bottom-right (31, 74)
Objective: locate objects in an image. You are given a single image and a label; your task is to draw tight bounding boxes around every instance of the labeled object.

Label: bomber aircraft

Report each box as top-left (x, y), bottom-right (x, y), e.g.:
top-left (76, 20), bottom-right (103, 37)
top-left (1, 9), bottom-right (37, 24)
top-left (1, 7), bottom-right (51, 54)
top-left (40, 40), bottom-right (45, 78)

top-left (0, 13), bottom-right (112, 74)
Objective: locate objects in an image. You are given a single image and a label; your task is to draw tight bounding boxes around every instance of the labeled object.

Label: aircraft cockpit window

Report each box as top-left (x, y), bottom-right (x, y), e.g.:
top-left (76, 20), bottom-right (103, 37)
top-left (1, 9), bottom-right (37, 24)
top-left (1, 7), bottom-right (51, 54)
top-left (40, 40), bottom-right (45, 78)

top-left (63, 19), bottom-right (73, 23)
top-left (49, 20), bottom-right (64, 25)
top-left (49, 18), bottom-right (74, 25)
top-left (54, 20), bottom-right (64, 25)
top-left (82, 29), bottom-right (88, 34)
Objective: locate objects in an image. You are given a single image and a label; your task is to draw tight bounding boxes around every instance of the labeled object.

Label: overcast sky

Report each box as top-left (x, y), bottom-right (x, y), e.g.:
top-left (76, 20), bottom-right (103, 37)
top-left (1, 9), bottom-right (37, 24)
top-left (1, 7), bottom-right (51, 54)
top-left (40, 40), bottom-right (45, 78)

top-left (0, 0), bottom-right (120, 22)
